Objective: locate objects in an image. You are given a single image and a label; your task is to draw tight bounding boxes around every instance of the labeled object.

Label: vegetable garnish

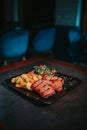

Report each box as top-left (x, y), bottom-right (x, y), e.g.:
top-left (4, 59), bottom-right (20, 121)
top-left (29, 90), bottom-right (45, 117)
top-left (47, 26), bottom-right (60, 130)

top-left (33, 65), bottom-right (56, 75)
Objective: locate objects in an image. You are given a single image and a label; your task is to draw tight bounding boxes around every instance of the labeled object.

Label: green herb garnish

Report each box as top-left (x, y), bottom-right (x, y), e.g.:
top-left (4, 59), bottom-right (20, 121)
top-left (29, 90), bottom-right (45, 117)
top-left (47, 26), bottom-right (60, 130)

top-left (33, 65), bottom-right (56, 75)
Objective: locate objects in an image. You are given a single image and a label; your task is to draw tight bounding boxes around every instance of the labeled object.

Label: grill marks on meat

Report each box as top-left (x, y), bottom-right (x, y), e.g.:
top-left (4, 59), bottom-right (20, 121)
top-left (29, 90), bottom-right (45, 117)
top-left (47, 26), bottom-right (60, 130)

top-left (41, 85), bottom-right (55, 98)
top-left (43, 75), bottom-right (64, 92)
top-left (32, 75), bottom-right (64, 98)
top-left (32, 79), bottom-right (55, 98)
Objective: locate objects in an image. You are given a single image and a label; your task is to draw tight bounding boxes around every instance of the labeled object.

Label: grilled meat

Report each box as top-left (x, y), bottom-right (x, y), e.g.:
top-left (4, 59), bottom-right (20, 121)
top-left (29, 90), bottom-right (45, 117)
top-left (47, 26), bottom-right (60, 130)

top-left (32, 75), bottom-right (64, 98)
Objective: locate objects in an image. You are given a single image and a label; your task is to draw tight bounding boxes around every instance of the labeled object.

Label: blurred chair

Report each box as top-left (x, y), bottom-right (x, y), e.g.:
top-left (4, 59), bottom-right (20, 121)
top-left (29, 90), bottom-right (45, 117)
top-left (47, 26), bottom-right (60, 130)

top-left (68, 28), bottom-right (83, 64)
top-left (0, 29), bottom-right (29, 66)
top-left (33, 27), bottom-right (56, 56)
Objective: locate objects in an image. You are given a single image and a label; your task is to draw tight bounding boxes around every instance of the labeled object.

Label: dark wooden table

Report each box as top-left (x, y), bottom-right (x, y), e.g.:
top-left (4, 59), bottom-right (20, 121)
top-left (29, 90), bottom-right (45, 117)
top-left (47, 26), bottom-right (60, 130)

top-left (0, 56), bottom-right (87, 130)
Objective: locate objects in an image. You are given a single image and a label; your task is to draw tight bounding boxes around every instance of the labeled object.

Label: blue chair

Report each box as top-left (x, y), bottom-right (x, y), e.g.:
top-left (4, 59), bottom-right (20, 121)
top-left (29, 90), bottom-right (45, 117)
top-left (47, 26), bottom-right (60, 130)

top-left (0, 29), bottom-right (29, 65)
top-left (68, 29), bottom-right (83, 64)
top-left (33, 27), bottom-right (56, 55)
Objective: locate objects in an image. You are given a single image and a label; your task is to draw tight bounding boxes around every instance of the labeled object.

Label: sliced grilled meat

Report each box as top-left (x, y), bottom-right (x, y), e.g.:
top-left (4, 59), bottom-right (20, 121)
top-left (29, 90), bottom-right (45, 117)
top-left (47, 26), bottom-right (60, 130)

top-left (32, 75), bottom-right (64, 98)
top-left (32, 80), bottom-right (55, 98)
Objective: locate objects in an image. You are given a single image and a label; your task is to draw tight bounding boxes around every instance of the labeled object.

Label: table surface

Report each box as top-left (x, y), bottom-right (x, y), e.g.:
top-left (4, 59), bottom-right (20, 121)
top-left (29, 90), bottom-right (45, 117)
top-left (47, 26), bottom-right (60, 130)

top-left (0, 56), bottom-right (87, 130)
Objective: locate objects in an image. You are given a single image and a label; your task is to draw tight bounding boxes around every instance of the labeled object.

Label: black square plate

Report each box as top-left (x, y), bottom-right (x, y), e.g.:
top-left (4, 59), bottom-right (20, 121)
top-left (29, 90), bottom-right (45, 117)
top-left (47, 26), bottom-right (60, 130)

top-left (3, 61), bottom-right (81, 105)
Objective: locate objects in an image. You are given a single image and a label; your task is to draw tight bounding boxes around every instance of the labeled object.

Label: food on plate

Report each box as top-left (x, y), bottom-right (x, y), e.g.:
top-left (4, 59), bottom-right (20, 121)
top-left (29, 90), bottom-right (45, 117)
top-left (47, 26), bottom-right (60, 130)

top-left (43, 75), bottom-right (64, 92)
top-left (32, 74), bottom-right (64, 98)
top-left (11, 65), bottom-right (64, 98)
top-left (11, 71), bottom-right (42, 91)
top-left (33, 65), bottom-right (56, 75)
top-left (32, 80), bottom-right (55, 98)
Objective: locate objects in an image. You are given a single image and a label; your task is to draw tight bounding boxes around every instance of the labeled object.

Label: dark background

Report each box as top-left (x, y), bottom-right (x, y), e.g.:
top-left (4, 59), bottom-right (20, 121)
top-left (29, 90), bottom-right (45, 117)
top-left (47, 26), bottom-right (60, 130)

top-left (0, 0), bottom-right (87, 66)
